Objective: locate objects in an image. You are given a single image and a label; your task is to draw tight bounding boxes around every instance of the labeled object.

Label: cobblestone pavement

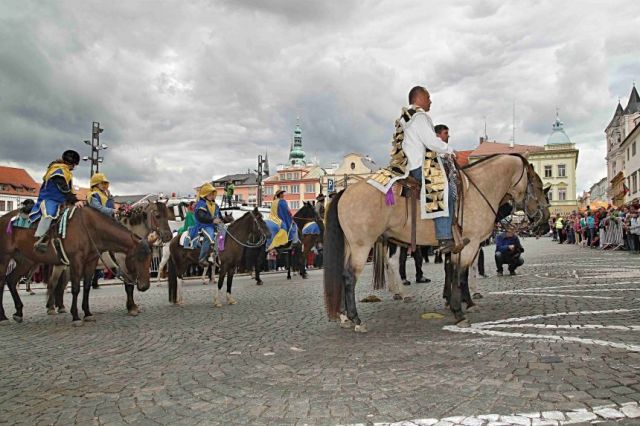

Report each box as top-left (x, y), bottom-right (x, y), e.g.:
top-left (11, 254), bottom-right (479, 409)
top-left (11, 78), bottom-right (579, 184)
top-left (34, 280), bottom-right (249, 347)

top-left (1, 238), bottom-right (640, 425)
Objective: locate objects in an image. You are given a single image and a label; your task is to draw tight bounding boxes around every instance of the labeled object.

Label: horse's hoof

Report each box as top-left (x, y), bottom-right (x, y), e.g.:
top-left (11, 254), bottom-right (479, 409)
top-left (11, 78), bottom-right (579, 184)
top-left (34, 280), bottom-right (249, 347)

top-left (47, 308), bottom-right (56, 315)
top-left (354, 323), bottom-right (368, 333)
top-left (456, 319), bottom-right (471, 328)
top-left (226, 294), bottom-right (237, 305)
top-left (214, 302), bottom-right (223, 308)
top-left (83, 315), bottom-right (96, 322)
top-left (392, 293), bottom-right (403, 301)
top-left (473, 292), bottom-right (484, 299)
top-left (128, 308), bottom-right (139, 317)
top-left (301, 274), bottom-right (308, 279)
top-left (466, 305), bottom-right (480, 313)
top-left (12, 314), bottom-right (23, 323)
top-left (286, 276), bottom-right (291, 280)
top-left (403, 296), bottom-right (413, 303)
top-left (72, 320), bottom-right (84, 327)
top-left (29, 291), bottom-right (35, 295)
top-left (256, 280), bottom-right (263, 286)
top-left (339, 314), bottom-right (352, 329)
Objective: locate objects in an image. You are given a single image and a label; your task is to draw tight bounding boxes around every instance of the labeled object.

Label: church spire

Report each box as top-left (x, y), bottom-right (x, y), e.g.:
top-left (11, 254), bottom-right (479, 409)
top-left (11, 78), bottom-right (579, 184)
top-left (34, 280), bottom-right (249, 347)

top-left (288, 117), bottom-right (307, 166)
top-left (624, 83), bottom-right (640, 114)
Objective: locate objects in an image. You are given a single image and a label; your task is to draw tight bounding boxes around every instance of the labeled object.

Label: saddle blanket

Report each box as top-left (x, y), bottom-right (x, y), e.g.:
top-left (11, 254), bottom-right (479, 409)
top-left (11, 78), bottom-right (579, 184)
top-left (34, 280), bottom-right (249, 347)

top-left (180, 227), bottom-right (226, 251)
top-left (302, 222), bottom-right (321, 235)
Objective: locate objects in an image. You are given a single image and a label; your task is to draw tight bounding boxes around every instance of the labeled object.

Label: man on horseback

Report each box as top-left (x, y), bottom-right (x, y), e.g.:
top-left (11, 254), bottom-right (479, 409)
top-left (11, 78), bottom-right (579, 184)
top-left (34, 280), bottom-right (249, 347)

top-left (88, 173), bottom-right (117, 217)
top-left (30, 150), bottom-right (84, 253)
top-left (193, 182), bottom-right (223, 267)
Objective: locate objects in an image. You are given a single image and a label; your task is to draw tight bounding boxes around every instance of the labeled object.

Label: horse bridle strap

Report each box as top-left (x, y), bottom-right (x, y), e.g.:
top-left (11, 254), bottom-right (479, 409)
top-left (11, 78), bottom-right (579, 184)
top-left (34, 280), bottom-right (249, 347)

top-left (222, 212), bottom-right (267, 249)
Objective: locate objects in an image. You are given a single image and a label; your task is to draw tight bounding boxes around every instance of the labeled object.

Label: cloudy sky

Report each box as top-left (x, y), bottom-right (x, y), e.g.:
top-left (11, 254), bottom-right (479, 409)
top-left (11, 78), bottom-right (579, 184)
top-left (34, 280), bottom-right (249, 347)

top-left (1, 1), bottom-right (639, 196)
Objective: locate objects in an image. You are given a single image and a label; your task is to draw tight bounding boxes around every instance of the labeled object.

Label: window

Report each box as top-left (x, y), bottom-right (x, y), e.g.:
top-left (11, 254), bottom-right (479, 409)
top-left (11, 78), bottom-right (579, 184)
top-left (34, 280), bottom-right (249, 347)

top-left (0, 201), bottom-right (4, 211)
top-left (290, 185), bottom-right (300, 194)
top-left (558, 189), bottom-right (566, 201)
top-left (305, 183), bottom-right (315, 193)
top-left (286, 173), bottom-right (292, 180)
top-left (544, 165), bottom-right (552, 178)
top-left (613, 161), bottom-right (617, 173)
top-left (350, 162), bottom-right (356, 170)
top-left (264, 186), bottom-right (273, 196)
top-left (6, 201), bottom-right (13, 211)
top-left (547, 190), bottom-right (553, 201)
top-left (289, 200), bottom-right (300, 210)
top-left (633, 172), bottom-right (638, 194)
top-left (279, 185), bottom-right (288, 193)
top-left (633, 142), bottom-right (637, 156)
top-left (557, 164), bottom-right (566, 177)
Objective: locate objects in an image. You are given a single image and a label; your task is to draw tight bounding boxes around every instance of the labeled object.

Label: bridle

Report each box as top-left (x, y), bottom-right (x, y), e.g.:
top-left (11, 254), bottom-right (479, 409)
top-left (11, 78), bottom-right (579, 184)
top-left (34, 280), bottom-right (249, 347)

top-left (221, 211), bottom-right (268, 249)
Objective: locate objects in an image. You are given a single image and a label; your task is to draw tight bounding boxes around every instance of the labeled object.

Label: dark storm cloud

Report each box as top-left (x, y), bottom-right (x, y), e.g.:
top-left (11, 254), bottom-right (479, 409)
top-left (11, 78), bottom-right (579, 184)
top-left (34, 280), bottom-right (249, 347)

top-left (1, 0), bottom-right (639, 195)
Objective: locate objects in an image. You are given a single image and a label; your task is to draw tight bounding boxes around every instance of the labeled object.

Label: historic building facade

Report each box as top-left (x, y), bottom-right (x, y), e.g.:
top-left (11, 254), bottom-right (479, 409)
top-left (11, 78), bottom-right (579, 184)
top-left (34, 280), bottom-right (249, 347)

top-left (605, 84), bottom-right (640, 205)
top-left (321, 153), bottom-right (378, 194)
top-left (0, 165), bottom-right (38, 214)
top-left (528, 114), bottom-right (579, 215)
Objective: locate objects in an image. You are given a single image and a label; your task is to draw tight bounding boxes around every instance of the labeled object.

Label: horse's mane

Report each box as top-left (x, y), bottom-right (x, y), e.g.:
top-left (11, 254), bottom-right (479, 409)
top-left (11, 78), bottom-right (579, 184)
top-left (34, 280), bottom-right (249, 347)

top-left (294, 202), bottom-right (314, 219)
top-left (462, 153), bottom-right (528, 170)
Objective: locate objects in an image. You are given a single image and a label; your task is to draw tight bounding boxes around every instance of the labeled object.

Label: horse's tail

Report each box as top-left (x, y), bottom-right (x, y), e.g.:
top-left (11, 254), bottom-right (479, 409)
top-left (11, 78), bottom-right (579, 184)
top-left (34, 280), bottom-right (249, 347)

top-left (372, 237), bottom-right (387, 290)
top-left (323, 190), bottom-right (346, 320)
top-left (168, 256), bottom-right (178, 304)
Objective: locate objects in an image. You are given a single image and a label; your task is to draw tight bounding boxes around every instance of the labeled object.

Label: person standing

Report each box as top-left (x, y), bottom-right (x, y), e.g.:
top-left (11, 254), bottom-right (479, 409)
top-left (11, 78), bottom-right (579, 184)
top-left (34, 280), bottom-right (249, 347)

top-left (399, 246), bottom-right (430, 285)
top-left (225, 181), bottom-right (235, 207)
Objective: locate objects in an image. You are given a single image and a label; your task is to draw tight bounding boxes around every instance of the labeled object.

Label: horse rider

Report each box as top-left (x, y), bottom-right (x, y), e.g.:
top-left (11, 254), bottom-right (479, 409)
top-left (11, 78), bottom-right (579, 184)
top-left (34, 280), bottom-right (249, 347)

top-left (193, 182), bottom-right (223, 266)
top-left (267, 189), bottom-right (294, 249)
top-left (403, 86), bottom-right (462, 253)
top-left (315, 193), bottom-right (326, 218)
top-left (30, 150), bottom-right (84, 252)
top-left (88, 173), bottom-right (117, 217)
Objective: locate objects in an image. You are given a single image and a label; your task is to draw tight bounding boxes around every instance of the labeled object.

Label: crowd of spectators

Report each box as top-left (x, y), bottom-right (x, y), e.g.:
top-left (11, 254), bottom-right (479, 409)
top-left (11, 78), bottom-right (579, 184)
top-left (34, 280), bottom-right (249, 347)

top-left (550, 203), bottom-right (640, 253)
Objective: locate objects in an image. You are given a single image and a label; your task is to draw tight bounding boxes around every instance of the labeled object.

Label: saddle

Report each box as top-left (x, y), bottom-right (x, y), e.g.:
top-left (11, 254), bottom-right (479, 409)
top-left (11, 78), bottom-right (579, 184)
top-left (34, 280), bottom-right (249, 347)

top-left (397, 162), bottom-right (466, 254)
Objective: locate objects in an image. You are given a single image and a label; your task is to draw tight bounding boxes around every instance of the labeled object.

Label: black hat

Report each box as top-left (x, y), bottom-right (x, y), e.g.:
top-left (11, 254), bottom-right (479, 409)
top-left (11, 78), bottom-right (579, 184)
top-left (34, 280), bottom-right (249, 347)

top-left (316, 193), bottom-right (325, 201)
top-left (62, 150), bottom-right (80, 165)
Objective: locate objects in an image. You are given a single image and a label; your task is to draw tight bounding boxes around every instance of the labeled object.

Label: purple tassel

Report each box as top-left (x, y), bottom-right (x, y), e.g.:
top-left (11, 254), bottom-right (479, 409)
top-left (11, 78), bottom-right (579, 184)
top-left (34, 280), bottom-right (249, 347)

top-left (5, 221), bottom-right (12, 236)
top-left (217, 232), bottom-right (225, 252)
top-left (385, 188), bottom-right (395, 206)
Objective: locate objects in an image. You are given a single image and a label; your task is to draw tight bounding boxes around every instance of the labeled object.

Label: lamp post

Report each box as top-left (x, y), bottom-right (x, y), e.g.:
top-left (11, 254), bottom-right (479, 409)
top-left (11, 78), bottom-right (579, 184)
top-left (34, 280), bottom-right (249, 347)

top-left (255, 154), bottom-right (267, 207)
top-left (83, 121), bottom-right (107, 176)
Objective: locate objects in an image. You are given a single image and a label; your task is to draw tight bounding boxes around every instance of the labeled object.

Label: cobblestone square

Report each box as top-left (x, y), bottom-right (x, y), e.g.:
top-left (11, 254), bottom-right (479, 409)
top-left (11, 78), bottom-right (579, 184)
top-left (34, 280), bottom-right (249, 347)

top-left (1, 238), bottom-right (640, 425)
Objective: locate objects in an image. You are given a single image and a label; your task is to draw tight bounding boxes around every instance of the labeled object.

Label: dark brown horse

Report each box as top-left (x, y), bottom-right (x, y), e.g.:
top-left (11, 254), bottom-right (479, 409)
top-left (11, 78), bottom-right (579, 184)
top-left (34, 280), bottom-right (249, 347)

top-left (293, 202), bottom-right (324, 278)
top-left (167, 208), bottom-right (269, 306)
top-left (0, 207), bottom-right (152, 324)
top-left (47, 201), bottom-right (173, 316)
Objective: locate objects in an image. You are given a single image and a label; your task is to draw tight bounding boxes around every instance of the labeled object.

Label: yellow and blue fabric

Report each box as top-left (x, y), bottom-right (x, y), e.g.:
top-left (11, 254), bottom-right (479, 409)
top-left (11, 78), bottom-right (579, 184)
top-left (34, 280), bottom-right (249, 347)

top-left (88, 188), bottom-right (115, 216)
top-left (302, 221), bottom-right (321, 235)
top-left (29, 162), bottom-right (73, 222)
top-left (265, 199), bottom-right (297, 250)
top-left (185, 198), bottom-right (222, 256)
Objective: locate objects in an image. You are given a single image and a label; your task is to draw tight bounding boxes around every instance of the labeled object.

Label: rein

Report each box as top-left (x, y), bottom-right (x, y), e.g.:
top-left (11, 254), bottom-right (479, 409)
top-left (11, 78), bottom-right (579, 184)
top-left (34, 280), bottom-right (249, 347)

top-left (78, 210), bottom-right (137, 285)
top-left (222, 212), bottom-right (267, 249)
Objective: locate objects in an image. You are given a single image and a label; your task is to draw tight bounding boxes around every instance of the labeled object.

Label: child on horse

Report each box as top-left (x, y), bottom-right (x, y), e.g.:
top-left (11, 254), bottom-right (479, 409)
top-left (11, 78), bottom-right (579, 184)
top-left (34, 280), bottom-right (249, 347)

top-left (192, 182), bottom-right (223, 266)
top-left (30, 150), bottom-right (84, 252)
top-left (88, 173), bottom-right (117, 217)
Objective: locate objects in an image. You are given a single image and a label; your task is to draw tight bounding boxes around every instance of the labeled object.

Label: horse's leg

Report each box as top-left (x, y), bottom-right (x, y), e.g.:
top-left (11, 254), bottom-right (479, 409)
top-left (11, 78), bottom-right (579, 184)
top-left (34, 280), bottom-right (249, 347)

top-left (214, 266), bottom-right (224, 307)
top-left (225, 270), bottom-right (236, 305)
top-left (125, 284), bottom-right (138, 316)
top-left (56, 272), bottom-right (68, 313)
top-left (81, 266), bottom-right (96, 321)
top-left (343, 245), bottom-right (371, 333)
top-left (299, 244), bottom-right (308, 279)
top-left (69, 261), bottom-right (83, 325)
top-left (0, 260), bottom-right (8, 322)
top-left (443, 253), bottom-right (452, 308)
top-left (47, 265), bottom-right (64, 314)
top-left (448, 254), bottom-right (467, 327)
top-left (254, 248), bottom-right (264, 286)
top-left (5, 261), bottom-right (31, 323)
top-left (286, 250), bottom-right (292, 280)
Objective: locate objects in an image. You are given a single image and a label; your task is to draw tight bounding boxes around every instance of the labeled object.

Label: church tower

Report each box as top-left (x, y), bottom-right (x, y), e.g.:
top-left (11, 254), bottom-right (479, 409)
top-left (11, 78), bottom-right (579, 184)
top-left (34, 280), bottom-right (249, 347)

top-left (288, 118), bottom-right (307, 167)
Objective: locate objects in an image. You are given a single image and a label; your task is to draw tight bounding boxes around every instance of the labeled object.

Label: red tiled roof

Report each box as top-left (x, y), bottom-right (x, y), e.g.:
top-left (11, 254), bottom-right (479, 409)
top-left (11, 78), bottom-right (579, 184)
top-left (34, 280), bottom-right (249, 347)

top-left (468, 141), bottom-right (544, 158)
top-left (0, 166), bottom-right (38, 196)
top-left (455, 150), bottom-right (473, 167)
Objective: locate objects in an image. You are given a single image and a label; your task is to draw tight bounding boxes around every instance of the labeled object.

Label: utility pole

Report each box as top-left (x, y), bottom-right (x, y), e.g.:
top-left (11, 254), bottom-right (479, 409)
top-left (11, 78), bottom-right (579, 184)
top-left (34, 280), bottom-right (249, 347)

top-left (83, 121), bottom-right (107, 176)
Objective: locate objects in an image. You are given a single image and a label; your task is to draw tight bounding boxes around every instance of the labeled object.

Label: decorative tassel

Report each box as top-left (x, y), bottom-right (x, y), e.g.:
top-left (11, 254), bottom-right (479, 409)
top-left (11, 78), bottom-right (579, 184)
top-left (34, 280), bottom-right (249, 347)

top-left (6, 220), bottom-right (12, 235)
top-left (385, 188), bottom-right (395, 206)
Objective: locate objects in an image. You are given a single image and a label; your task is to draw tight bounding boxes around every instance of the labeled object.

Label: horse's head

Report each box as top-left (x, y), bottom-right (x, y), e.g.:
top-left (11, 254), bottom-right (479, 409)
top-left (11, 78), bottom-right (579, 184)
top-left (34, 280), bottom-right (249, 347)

top-left (149, 201), bottom-right (173, 242)
top-left (125, 237), bottom-right (153, 291)
top-left (521, 163), bottom-right (551, 235)
top-left (223, 212), bottom-right (235, 224)
top-left (251, 207), bottom-right (270, 240)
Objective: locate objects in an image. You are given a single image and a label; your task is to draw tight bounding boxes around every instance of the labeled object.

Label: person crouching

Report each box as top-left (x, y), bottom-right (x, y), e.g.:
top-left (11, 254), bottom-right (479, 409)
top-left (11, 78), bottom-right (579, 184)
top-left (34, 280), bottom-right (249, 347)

top-left (495, 225), bottom-right (524, 276)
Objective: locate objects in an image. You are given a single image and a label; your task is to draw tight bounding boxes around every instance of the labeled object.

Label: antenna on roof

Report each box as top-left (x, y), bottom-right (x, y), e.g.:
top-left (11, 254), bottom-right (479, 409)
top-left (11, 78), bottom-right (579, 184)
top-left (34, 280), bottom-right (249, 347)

top-left (510, 101), bottom-right (515, 148)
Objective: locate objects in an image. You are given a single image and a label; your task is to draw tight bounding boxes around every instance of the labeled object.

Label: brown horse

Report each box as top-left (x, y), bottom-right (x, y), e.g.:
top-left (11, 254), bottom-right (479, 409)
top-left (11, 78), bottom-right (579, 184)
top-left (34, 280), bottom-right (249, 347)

top-left (0, 207), bottom-right (152, 324)
top-left (292, 202), bottom-right (324, 278)
top-left (47, 201), bottom-right (173, 316)
top-left (167, 208), bottom-right (269, 306)
top-left (324, 154), bottom-right (550, 332)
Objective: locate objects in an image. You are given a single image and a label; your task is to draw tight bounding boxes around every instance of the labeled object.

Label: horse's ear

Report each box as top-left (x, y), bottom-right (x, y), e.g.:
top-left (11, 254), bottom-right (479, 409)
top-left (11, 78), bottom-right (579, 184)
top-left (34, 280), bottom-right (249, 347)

top-left (543, 185), bottom-right (551, 195)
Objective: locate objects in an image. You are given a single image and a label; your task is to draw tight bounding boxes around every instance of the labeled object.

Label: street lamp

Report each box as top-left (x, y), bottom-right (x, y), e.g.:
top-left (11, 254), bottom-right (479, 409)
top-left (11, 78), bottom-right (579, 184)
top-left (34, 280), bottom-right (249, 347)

top-left (83, 121), bottom-right (106, 176)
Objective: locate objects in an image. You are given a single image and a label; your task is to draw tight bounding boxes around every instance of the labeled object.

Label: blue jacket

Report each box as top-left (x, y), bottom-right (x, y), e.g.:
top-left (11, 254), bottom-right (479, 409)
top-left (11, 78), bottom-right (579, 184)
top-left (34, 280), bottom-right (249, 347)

top-left (30, 162), bottom-right (77, 220)
top-left (495, 233), bottom-right (522, 254)
top-left (193, 198), bottom-right (221, 233)
top-left (277, 199), bottom-right (293, 231)
top-left (586, 216), bottom-right (595, 229)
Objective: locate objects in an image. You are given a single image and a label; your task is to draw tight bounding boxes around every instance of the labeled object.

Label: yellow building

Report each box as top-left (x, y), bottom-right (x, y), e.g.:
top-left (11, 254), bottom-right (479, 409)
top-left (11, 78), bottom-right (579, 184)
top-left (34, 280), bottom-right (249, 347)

top-left (528, 114), bottom-right (579, 215)
top-left (322, 153), bottom-right (379, 194)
